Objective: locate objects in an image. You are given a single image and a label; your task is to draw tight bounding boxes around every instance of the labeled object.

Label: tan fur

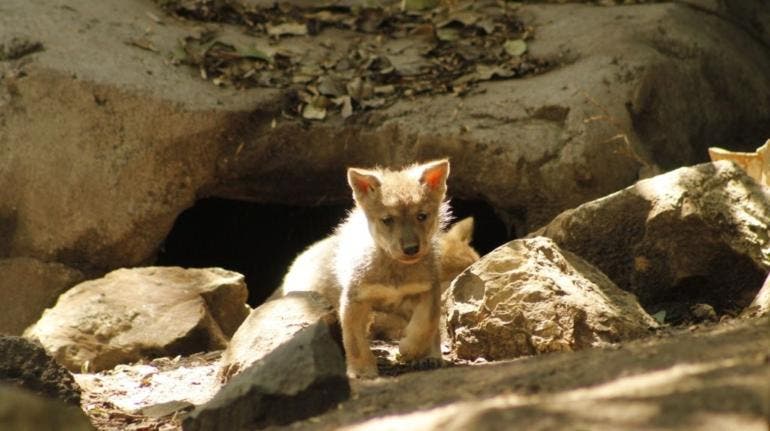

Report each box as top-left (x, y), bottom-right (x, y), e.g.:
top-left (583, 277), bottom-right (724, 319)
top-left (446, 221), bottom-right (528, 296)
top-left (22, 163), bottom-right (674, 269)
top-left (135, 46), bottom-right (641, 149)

top-left (708, 141), bottom-right (770, 187)
top-left (280, 160), bottom-right (452, 378)
top-left (370, 217), bottom-right (480, 340)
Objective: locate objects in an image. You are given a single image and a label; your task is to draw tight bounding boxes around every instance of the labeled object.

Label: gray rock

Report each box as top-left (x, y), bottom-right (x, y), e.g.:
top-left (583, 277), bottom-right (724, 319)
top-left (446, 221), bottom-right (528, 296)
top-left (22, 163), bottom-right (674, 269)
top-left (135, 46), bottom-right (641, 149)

top-left (220, 291), bottom-right (338, 383)
top-left (2, 0), bottom-right (770, 280)
top-left (679, 0), bottom-right (770, 47)
top-left (0, 384), bottom-right (94, 431)
top-left (25, 267), bottom-right (250, 372)
top-left (534, 161), bottom-right (770, 315)
top-left (742, 273), bottom-right (770, 318)
top-left (0, 258), bottom-right (84, 335)
top-left (183, 322), bottom-right (350, 431)
top-left (0, 336), bottom-right (81, 405)
top-left (447, 237), bottom-right (656, 361)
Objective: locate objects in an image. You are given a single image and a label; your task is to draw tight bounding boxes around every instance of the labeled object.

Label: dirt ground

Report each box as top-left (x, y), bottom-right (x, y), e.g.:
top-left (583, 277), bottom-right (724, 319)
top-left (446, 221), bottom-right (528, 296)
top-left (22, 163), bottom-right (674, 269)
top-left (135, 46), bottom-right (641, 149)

top-left (76, 316), bottom-right (770, 431)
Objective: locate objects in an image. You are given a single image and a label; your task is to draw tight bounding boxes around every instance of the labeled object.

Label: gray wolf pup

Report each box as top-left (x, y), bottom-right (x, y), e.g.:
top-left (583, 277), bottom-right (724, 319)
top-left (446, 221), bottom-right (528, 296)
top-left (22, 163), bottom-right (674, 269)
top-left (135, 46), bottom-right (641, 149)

top-left (282, 160), bottom-right (453, 378)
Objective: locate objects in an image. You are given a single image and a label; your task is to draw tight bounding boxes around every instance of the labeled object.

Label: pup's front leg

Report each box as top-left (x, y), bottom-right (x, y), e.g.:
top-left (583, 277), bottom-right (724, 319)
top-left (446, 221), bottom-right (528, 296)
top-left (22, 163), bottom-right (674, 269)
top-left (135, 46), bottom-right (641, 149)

top-left (398, 283), bottom-right (441, 362)
top-left (340, 297), bottom-right (378, 378)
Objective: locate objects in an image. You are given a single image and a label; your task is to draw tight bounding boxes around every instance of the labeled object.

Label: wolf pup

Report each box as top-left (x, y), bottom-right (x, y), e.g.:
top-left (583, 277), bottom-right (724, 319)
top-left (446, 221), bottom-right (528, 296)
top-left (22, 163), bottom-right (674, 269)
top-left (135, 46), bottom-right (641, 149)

top-left (369, 217), bottom-right (479, 341)
top-left (282, 160), bottom-right (451, 378)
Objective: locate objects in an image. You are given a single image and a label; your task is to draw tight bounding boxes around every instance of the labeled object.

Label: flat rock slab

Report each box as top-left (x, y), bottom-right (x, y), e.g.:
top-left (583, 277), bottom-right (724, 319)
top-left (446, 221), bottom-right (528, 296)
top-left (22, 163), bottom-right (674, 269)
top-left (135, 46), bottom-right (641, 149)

top-left (0, 384), bottom-right (94, 431)
top-left (183, 322), bottom-right (350, 431)
top-left (220, 291), bottom-right (338, 383)
top-left (25, 267), bottom-right (250, 372)
top-left (274, 317), bottom-right (770, 431)
top-left (535, 161), bottom-right (770, 322)
top-left (447, 236), bottom-right (656, 361)
top-left (0, 336), bottom-right (81, 405)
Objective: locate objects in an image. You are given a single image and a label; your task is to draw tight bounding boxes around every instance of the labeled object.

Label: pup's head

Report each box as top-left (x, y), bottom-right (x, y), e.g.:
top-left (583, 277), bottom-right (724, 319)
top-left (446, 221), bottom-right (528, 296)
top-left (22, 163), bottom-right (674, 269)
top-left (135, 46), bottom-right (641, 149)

top-left (348, 159), bottom-right (450, 264)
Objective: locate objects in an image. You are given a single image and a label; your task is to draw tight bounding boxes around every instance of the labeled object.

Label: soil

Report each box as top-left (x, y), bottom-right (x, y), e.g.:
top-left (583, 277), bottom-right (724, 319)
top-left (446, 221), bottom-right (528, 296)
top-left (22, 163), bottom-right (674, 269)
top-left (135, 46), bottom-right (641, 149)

top-left (75, 317), bottom-right (770, 430)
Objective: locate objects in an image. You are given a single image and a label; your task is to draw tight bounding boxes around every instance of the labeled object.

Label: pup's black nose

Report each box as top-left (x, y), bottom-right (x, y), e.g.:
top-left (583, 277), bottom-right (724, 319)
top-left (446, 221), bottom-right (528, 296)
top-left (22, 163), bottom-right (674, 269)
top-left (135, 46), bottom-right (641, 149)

top-left (403, 245), bottom-right (420, 256)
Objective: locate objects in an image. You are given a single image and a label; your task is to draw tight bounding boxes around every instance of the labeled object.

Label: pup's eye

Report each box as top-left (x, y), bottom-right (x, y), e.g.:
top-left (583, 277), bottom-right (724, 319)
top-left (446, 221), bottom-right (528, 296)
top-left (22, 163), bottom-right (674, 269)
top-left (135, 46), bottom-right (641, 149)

top-left (381, 216), bottom-right (394, 226)
top-left (416, 212), bottom-right (428, 222)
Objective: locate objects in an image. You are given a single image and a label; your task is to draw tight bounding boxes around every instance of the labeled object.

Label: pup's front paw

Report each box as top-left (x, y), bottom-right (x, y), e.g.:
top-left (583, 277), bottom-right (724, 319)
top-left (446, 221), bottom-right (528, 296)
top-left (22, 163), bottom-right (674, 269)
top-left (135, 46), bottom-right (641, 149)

top-left (346, 359), bottom-right (378, 379)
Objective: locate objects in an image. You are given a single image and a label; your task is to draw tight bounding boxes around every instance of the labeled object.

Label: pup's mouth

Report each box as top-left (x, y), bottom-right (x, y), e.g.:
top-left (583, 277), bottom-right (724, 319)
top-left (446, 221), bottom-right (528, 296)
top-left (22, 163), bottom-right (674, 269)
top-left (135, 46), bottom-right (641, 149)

top-left (397, 255), bottom-right (423, 265)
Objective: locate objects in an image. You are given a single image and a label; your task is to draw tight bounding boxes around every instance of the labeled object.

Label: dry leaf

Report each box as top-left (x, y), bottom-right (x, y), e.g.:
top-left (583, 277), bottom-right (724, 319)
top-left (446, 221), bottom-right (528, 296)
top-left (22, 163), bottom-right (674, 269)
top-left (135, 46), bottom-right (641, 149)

top-left (267, 22), bottom-right (308, 37)
top-left (503, 39), bottom-right (527, 57)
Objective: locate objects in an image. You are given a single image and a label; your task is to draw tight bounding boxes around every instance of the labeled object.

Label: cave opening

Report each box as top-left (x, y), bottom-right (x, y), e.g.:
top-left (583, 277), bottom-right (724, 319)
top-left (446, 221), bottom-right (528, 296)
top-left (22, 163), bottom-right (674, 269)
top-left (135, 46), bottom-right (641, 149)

top-left (156, 197), bottom-right (512, 307)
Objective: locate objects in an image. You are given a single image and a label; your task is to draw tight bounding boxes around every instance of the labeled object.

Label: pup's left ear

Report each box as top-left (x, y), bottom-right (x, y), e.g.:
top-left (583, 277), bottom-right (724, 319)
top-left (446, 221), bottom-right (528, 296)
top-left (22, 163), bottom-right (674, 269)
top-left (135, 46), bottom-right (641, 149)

top-left (418, 159), bottom-right (450, 195)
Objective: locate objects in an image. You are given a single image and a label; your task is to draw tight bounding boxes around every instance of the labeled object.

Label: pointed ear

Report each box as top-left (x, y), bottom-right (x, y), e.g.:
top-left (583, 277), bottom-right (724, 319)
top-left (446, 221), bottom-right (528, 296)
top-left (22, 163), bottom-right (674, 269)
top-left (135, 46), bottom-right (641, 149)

top-left (347, 167), bottom-right (381, 202)
top-left (418, 159), bottom-right (450, 192)
top-left (447, 217), bottom-right (474, 243)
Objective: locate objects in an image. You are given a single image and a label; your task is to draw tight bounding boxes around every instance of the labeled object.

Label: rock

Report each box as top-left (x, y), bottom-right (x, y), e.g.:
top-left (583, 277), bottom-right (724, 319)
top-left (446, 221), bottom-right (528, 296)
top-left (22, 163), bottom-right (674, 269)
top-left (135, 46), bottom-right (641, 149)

top-left (0, 384), bottom-right (94, 431)
top-left (2, 0), bottom-right (770, 281)
top-left (25, 267), bottom-right (250, 372)
top-left (0, 258), bottom-right (84, 335)
top-left (183, 322), bottom-right (350, 431)
top-left (447, 237), bottom-right (656, 361)
top-left (138, 400), bottom-right (195, 419)
top-left (690, 303), bottom-right (718, 322)
top-left (263, 316), bottom-right (770, 431)
top-left (0, 0), bottom-right (275, 274)
top-left (742, 273), bottom-right (770, 318)
top-left (220, 291), bottom-right (338, 383)
top-left (679, 0), bottom-right (770, 47)
top-left (535, 161), bottom-right (770, 316)
top-left (219, 2), bottom-right (770, 232)
top-left (0, 336), bottom-right (81, 405)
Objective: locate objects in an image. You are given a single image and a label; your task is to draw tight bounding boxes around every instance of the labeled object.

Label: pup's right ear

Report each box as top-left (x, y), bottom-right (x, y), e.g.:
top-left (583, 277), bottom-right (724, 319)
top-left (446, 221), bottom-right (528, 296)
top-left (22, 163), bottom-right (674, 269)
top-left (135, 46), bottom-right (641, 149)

top-left (347, 168), bottom-right (381, 203)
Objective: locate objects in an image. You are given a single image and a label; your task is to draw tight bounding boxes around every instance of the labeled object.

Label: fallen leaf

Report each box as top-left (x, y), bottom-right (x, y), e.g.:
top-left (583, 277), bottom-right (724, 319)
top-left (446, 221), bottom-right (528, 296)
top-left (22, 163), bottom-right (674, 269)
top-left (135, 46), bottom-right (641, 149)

top-left (436, 27), bottom-right (460, 42)
top-left (401, 0), bottom-right (439, 11)
top-left (126, 37), bottom-right (159, 52)
top-left (318, 76), bottom-right (347, 97)
top-left (361, 97), bottom-right (386, 108)
top-left (504, 39), bottom-right (527, 57)
top-left (234, 45), bottom-right (271, 62)
top-left (437, 11), bottom-right (480, 28)
top-left (374, 84), bottom-right (395, 95)
top-left (302, 96), bottom-right (328, 120)
top-left (333, 95), bottom-right (354, 118)
top-left (652, 310), bottom-right (667, 325)
top-left (267, 22), bottom-right (308, 37)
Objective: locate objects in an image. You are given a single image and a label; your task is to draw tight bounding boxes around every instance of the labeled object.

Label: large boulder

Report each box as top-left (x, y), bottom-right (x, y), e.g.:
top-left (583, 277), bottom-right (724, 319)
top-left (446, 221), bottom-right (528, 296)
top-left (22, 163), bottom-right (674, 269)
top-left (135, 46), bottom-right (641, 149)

top-left (535, 161), bottom-right (770, 320)
top-left (25, 267), bottom-right (250, 372)
top-left (0, 258), bottom-right (84, 335)
top-left (218, 1), bottom-right (770, 232)
top-left (0, 336), bottom-right (81, 405)
top-left (1, 0), bottom-right (770, 282)
top-left (0, 0), bottom-right (270, 274)
top-left (447, 237), bottom-right (656, 361)
top-left (220, 291), bottom-right (339, 383)
top-left (183, 323), bottom-right (350, 431)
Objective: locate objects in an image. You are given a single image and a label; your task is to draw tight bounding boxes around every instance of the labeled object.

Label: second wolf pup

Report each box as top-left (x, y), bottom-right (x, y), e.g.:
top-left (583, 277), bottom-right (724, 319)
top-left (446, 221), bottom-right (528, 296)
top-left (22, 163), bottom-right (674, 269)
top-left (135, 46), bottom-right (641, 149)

top-left (283, 159), bottom-right (451, 378)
